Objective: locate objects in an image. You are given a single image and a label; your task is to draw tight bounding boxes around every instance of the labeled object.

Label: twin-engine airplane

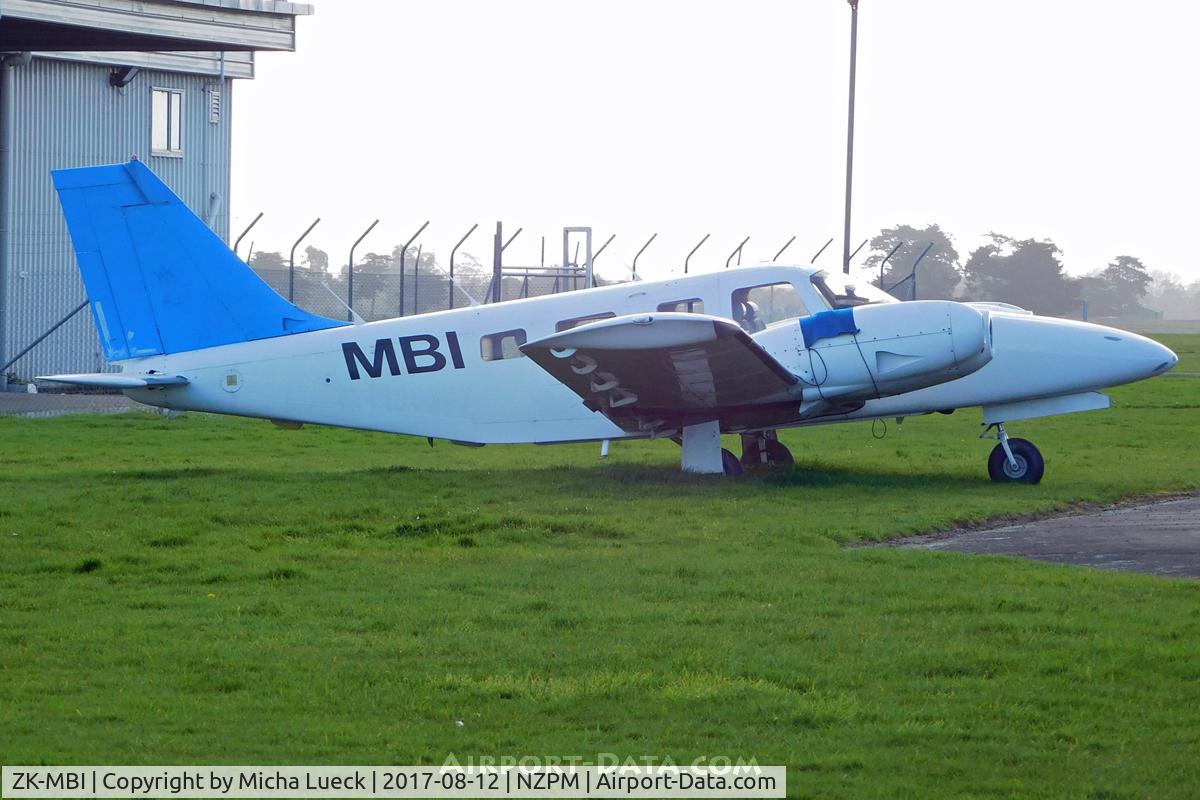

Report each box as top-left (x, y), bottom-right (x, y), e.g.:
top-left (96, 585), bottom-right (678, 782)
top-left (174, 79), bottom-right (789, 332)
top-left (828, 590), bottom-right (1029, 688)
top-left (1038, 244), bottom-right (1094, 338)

top-left (42, 161), bottom-right (1177, 481)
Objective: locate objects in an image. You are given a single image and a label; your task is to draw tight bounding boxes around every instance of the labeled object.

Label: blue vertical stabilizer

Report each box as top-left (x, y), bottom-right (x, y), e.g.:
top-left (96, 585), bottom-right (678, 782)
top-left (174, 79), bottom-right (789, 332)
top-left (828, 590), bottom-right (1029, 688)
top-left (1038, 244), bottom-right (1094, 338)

top-left (52, 159), bottom-right (345, 360)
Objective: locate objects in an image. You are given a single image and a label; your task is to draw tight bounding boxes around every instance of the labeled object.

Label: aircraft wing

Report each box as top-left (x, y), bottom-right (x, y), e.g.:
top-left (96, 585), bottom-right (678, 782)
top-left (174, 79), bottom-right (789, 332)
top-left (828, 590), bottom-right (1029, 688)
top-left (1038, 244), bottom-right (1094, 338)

top-left (520, 312), bottom-right (800, 432)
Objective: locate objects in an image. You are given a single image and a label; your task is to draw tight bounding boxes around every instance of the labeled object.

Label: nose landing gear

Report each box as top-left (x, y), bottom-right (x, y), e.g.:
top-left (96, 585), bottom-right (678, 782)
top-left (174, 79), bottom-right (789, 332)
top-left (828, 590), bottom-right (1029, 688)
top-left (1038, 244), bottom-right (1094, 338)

top-left (740, 430), bottom-right (795, 471)
top-left (983, 422), bottom-right (1044, 483)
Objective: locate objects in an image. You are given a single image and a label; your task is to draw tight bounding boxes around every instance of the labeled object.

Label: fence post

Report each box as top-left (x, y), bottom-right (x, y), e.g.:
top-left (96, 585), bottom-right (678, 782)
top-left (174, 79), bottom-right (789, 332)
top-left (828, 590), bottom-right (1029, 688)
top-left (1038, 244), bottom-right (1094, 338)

top-left (878, 241), bottom-right (903, 286)
top-left (398, 220), bottom-right (429, 317)
top-left (909, 242), bottom-right (933, 301)
top-left (632, 233), bottom-right (657, 277)
top-left (772, 235), bottom-right (796, 262)
top-left (811, 237), bottom-right (834, 263)
top-left (847, 238), bottom-right (868, 264)
top-left (725, 236), bottom-right (750, 269)
top-left (449, 223), bottom-right (478, 311)
top-left (412, 244), bottom-right (422, 315)
top-left (288, 218), bottom-right (320, 303)
top-left (233, 211), bottom-right (262, 258)
top-left (348, 219), bottom-right (379, 323)
top-left (684, 234), bottom-right (709, 274)
top-left (491, 221), bottom-right (502, 303)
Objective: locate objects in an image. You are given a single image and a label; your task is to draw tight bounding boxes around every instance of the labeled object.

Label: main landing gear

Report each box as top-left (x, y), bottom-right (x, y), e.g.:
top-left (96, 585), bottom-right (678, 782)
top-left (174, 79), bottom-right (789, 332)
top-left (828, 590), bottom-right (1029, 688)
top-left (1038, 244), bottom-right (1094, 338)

top-left (983, 422), bottom-right (1044, 484)
top-left (677, 420), bottom-right (743, 476)
top-left (739, 430), bottom-right (794, 471)
top-left (677, 423), bottom-right (794, 477)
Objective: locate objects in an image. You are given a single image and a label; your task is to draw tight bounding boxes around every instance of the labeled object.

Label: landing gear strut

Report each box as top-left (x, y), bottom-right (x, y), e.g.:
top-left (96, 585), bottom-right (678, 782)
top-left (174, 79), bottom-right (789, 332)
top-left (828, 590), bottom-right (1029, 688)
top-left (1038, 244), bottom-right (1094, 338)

top-left (740, 430), bottom-right (794, 470)
top-left (678, 420), bottom-right (743, 476)
top-left (983, 423), bottom-right (1044, 484)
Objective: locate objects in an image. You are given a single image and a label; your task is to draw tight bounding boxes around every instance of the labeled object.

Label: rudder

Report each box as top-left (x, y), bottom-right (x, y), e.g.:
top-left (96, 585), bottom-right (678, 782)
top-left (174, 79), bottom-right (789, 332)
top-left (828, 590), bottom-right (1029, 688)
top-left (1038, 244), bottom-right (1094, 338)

top-left (53, 159), bottom-right (345, 360)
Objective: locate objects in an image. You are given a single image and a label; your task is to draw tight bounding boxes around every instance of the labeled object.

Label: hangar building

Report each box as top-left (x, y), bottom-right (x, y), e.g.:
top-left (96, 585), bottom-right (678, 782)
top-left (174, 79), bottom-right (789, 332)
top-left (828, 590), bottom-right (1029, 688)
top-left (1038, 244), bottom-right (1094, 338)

top-left (0, 0), bottom-right (312, 387)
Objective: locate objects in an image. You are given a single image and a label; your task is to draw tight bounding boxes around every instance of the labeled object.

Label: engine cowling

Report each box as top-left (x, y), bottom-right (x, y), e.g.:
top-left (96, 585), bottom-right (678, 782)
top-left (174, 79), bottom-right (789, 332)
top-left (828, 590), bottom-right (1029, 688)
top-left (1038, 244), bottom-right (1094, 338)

top-left (787, 301), bottom-right (993, 401)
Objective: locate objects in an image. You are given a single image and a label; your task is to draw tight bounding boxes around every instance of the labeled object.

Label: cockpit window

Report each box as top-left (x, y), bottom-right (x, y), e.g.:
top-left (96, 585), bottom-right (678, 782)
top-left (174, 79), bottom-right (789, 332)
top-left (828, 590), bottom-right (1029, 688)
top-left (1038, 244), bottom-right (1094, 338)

top-left (811, 271), bottom-right (898, 309)
top-left (731, 282), bottom-right (809, 333)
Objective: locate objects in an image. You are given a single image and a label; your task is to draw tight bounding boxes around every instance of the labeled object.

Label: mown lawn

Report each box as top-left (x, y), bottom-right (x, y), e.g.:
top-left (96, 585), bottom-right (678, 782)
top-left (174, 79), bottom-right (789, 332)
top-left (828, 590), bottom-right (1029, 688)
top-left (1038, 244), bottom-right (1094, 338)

top-left (1, 336), bottom-right (1198, 798)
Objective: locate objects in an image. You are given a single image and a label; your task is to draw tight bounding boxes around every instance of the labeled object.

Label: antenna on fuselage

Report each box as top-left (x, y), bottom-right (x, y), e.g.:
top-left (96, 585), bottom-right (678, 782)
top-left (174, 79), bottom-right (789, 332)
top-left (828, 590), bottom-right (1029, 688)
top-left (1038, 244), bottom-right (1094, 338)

top-left (450, 276), bottom-right (482, 307)
top-left (320, 282), bottom-right (366, 325)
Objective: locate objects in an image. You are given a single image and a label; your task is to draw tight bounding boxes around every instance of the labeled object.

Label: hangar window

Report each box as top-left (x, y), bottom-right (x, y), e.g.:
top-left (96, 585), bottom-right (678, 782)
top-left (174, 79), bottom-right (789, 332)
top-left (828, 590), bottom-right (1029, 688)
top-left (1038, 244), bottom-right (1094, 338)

top-left (555, 312), bottom-right (615, 332)
top-left (480, 329), bottom-right (527, 361)
top-left (657, 298), bottom-right (704, 313)
top-left (152, 88), bottom-right (184, 156)
top-left (731, 282), bottom-right (809, 333)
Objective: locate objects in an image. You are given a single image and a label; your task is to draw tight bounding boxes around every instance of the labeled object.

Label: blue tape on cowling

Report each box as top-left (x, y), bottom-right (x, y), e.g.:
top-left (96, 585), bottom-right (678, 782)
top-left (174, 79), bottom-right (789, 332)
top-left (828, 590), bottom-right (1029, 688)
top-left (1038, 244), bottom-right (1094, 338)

top-left (800, 308), bottom-right (859, 348)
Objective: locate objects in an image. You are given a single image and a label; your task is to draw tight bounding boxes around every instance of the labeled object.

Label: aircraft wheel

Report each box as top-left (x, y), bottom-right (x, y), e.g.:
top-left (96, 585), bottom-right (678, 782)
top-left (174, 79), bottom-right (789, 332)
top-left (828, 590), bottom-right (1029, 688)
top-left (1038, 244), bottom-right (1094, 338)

top-left (765, 439), bottom-right (794, 466)
top-left (722, 448), bottom-right (744, 477)
top-left (987, 438), bottom-right (1044, 484)
top-left (740, 435), bottom-right (794, 469)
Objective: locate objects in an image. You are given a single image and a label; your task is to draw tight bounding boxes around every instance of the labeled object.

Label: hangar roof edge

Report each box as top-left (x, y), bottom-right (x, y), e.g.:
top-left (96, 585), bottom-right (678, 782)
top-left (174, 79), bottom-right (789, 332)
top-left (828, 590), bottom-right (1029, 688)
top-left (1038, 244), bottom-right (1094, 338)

top-left (0, 0), bottom-right (314, 53)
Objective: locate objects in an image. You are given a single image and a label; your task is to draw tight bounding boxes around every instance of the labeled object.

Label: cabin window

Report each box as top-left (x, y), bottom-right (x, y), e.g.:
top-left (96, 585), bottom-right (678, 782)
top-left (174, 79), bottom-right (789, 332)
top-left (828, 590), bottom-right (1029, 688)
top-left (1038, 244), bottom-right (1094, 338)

top-left (555, 312), bottom-right (615, 332)
top-left (480, 329), bottom-right (527, 361)
top-left (811, 270), bottom-right (898, 309)
top-left (657, 298), bottom-right (704, 314)
top-left (151, 88), bottom-right (184, 156)
top-left (730, 282), bottom-right (809, 333)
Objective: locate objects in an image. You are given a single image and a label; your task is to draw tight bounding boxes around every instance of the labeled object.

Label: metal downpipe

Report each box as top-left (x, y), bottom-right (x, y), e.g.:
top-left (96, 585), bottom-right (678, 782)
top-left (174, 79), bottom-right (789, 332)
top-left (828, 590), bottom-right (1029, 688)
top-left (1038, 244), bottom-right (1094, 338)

top-left (0, 52), bottom-right (31, 389)
top-left (0, 57), bottom-right (10, 390)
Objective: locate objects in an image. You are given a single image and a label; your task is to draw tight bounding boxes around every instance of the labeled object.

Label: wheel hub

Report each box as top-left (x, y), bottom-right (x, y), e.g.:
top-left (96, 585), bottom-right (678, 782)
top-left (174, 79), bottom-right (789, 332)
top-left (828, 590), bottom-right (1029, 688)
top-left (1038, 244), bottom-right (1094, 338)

top-left (1002, 454), bottom-right (1028, 479)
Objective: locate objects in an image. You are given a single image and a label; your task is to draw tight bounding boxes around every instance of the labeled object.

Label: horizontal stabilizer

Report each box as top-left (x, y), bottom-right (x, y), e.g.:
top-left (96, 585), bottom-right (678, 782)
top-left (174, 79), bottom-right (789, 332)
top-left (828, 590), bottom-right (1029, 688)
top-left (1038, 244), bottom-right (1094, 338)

top-left (36, 373), bottom-right (189, 389)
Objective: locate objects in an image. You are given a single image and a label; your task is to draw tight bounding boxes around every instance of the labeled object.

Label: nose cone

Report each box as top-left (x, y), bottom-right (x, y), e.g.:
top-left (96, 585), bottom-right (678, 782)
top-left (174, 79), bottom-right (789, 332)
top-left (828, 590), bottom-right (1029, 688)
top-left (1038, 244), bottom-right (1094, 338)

top-left (1109, 331), bottom-right (1177, 382)
top-left (988, 315), bottom-right (1179, 398)
top-left (1151, 339), bottom-right (1179, 375)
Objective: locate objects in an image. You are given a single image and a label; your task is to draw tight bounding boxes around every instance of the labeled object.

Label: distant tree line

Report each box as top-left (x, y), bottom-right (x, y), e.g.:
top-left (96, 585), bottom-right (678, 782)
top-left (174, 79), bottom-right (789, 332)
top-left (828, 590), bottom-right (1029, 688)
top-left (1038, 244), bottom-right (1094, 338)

top-left (249, 244), bottom-right (471, 280)
top-left (247, 227), bottom-right (1200, 321)
top-left (865, 223), bottom-right (1197, 320)
top-left (247, 244), bottom-right (495, 319)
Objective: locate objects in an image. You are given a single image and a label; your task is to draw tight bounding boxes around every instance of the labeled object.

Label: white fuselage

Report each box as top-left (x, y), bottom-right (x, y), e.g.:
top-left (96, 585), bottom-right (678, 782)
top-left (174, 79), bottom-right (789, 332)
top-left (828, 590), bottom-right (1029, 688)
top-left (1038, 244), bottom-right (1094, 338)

top-left (118, 265), bottom-right (1176, 443)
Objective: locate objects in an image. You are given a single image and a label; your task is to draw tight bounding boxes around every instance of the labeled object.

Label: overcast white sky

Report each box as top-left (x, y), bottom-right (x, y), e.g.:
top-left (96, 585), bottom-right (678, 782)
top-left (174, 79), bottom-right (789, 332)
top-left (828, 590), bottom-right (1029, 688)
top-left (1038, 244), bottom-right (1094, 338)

top-left (231, 0), bottom-right (1200, 283)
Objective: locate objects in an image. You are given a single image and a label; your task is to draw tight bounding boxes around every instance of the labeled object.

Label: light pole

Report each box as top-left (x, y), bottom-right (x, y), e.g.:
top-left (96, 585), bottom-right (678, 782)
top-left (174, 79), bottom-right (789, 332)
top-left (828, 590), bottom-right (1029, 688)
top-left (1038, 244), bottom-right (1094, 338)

top-left (842, 0), bottom-right (860, 275)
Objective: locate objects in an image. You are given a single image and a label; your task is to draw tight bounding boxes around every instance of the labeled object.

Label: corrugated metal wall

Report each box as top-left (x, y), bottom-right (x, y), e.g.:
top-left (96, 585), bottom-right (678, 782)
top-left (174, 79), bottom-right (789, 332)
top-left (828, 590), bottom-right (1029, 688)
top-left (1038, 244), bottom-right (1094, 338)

top-left (3, 56), bottom-right (232, 380)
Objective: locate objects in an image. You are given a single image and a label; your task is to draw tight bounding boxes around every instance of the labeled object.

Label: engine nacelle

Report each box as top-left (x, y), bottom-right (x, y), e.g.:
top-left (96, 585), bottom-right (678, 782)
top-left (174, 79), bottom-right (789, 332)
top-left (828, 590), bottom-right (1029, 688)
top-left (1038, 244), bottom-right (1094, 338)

top-left (787, 301), bottom-right (993, 401)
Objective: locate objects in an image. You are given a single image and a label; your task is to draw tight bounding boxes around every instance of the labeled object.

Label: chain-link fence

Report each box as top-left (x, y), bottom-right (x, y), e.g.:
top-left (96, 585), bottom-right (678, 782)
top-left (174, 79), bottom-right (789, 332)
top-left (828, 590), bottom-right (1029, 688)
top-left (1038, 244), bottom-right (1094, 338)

top-left (250, 265), bottom-right (595, 322)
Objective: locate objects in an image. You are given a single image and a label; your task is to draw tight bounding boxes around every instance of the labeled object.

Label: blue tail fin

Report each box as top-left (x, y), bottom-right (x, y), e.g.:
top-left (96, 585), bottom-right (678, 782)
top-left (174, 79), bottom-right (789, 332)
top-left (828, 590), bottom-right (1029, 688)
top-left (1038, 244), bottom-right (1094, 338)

top-left (52, 159), bottom-right (345, 360)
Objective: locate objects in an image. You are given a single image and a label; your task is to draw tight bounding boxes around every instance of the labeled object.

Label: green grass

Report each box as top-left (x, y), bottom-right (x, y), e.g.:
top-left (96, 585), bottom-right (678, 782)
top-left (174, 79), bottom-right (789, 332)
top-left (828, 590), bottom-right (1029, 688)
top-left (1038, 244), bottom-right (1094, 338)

top-left (1158, 333), bottom-right (1200, 372)
top-left (2, 337), bottom-right (1199, 798)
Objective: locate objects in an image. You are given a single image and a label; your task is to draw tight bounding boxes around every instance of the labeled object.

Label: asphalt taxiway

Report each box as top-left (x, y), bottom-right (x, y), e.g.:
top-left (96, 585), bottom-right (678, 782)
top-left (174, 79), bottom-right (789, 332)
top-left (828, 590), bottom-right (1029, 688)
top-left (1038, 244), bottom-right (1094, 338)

top-left (899, 495), bottom-right (1200, 578)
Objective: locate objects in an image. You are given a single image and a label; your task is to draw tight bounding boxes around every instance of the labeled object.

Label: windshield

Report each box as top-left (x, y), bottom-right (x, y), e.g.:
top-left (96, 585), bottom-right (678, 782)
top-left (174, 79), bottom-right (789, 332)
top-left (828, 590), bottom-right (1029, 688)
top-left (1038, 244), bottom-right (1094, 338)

top-left (811, 270), bottom-right (899, 309)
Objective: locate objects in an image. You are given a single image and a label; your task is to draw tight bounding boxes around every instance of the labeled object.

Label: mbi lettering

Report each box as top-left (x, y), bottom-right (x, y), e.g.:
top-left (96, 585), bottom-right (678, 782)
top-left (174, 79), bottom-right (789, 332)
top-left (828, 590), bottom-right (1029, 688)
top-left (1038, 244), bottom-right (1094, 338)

top-left (342, 332), bottom-right (466, 380)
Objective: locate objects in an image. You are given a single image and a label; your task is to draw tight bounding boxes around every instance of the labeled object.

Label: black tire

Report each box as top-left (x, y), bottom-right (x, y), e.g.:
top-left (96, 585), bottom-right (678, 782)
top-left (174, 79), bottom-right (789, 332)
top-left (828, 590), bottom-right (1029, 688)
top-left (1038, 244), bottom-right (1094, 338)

top-left (740, 436), bottom-right (794, 469)
top-left (721, 448), bottom-right (744, 477)
top-left (765, 439), bottom-right (794, 466)
top-left (740, 438), bottom-right (763, 469)
top-left (987, 438), bottom-right (1044, 484)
